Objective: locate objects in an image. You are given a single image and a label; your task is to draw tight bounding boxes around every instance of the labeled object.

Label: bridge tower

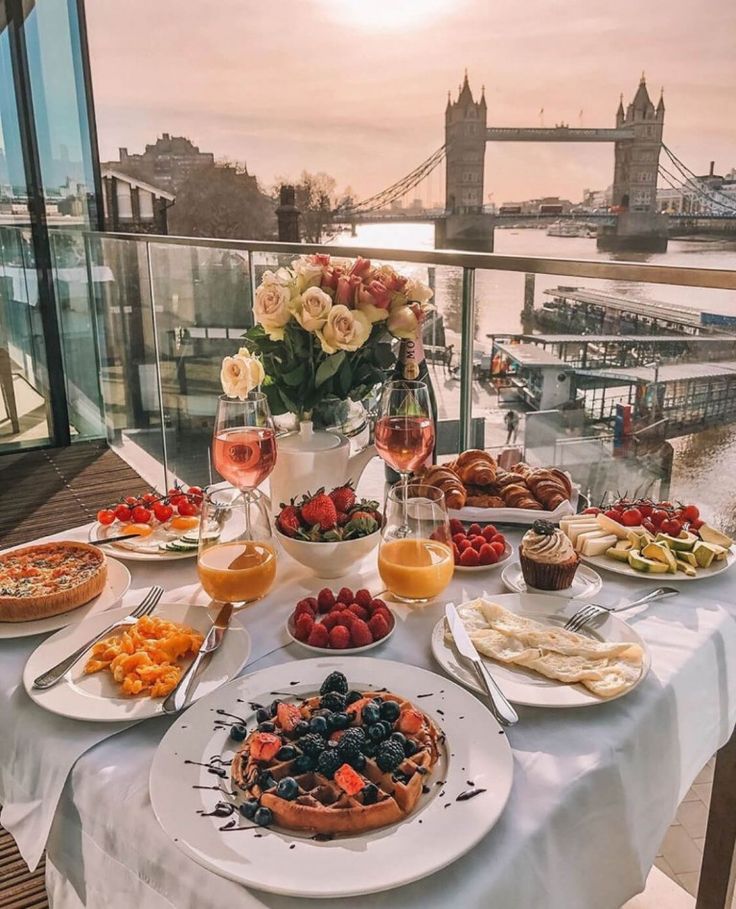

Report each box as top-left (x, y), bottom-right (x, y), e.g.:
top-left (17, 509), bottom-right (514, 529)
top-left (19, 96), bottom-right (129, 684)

top-left (435, 73), bottom-right (495, 252)
top-left (599, 75), bottom-right (668, 252)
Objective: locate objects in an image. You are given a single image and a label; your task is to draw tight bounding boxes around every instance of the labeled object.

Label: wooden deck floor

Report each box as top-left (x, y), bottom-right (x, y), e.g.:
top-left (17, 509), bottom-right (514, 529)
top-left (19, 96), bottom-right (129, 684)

top-left (0, 441), bottom-right (149, 908)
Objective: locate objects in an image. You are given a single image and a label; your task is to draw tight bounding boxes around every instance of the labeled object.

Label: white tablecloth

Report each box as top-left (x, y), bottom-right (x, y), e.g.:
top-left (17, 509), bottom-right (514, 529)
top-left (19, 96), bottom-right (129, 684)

top-left (2, 522), bottom-right (736, 909)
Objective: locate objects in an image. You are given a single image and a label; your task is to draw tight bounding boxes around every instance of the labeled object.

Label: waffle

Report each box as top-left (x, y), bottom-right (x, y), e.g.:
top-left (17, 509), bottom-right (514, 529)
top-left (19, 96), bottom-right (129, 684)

top-left (231, 690), bottom-right (442, 836)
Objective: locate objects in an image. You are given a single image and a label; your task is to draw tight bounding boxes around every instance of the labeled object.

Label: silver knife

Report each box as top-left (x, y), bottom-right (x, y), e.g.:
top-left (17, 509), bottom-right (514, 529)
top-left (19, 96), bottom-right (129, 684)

top-left (445, 603), bottom-right (519, 727)
top-left (162, 602), bottom-right (233, 714)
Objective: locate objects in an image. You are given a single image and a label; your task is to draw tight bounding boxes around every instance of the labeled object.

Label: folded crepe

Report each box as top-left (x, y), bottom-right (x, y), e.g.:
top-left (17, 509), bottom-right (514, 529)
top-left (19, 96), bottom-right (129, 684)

top-left (446, 598), bottom-right (644, 699)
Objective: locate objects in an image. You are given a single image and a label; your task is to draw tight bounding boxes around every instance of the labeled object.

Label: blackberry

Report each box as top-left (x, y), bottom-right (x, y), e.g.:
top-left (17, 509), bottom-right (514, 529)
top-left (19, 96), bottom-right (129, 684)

top-left (349, 752), bottom-right (366, 772)
top-left (362, 741), bottom-right (377, 758)
top-left (320, 671), bottom-right (348, 696)
top-left (376, 739), bottom-right (405, 773)
top-left (327, 711), bottom-right (349, 731)
top-left (361, 702), bottom-right (381, 726)
top-left (293, 720), bottom-right (310, 738)
top-left (345, 689), bottom-right (363, 706)
top-left (309, 715), bottom-right (329, 736)
top-left (293, 754), bottom-right (316, 774)
top-left (299, 733), bottom-right (327, 758)
top-left (320, 691), bottom-right (346, 712)
top-left (255, 707), bottom-right (271, 724)
top-left (277, 745), bottom-right (297, 761)
top-left (316, 748), bottom-right (342, 779)
top-left (229, 723), bottom-right (247, 742)
top-left (379, 700), bottom-right (401, 722)
top-left (361, 783), bottom-right (379, 805)
top-left (336, 727), bottom-right (366, 761)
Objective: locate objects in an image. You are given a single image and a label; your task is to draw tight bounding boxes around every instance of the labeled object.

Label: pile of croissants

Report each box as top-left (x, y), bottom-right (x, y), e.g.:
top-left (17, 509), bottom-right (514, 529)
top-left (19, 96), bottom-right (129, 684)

top-left (419, 450), bottom-right (573, 512)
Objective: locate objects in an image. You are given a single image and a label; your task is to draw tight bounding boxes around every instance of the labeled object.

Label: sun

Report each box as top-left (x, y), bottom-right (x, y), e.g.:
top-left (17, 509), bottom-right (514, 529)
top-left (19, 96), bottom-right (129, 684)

top-left (317, 0), bottom-right (455, 31)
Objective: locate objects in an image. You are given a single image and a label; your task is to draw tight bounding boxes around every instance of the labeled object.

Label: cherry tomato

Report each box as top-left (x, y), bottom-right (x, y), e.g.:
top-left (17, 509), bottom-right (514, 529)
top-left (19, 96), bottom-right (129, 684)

top-left (142, 492), bottom-right (159, 506)
top-left (169, 494), bottom-right (185, 509)
top-left (153, 502), bottom-right (174, 522)
top-left (690, 518), bottom-right (704, 531)
top-left (650, 508), bottom-right (668, 527)
top-left (167, 487), bottom-right (181, 498)
top-left (659, 501), bottom-right (674, 509)
top-left (114, 504), bottom-right (132, 522)
top-left (187, 485), bottom-right (204, 504)
top-left (642, 517), bottom-right (656, 534)
top-left (604, 509), bottom-right (623, 523)
top-left (490, 541), bottom-right (506, 557)
top-left (621, 507), bottom-right (643, 526)
top-left (582, 507), bottom-right (601, 515)
top-left (681, 504), bottom-right (700, 523)
top-left (131, 505), bottom-right (152, 523)
top-left (97, 509), bottom-right (115, 525)
top-left (178, 500), bottom-right (198, 517)
top-left (124, 495), bottom-right (139, 507)
top-left (638, 504), bottom-right (653, 518)
top-left (661, 518), bottom-right (683, 537)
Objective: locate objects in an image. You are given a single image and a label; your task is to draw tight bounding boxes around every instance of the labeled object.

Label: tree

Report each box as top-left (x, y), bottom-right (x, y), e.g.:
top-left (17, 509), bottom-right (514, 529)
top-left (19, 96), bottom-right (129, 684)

top-left (275, 170), bottom-right (355, 243)
top-left (169, 163), bottom-right (276, 240)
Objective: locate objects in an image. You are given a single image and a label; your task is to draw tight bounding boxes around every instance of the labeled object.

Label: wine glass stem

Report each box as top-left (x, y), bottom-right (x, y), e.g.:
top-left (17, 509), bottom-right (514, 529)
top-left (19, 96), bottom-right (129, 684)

top-left (243, 488), bottom-right (253, 539)
top-left (399, 471), bottom-right (410, 537)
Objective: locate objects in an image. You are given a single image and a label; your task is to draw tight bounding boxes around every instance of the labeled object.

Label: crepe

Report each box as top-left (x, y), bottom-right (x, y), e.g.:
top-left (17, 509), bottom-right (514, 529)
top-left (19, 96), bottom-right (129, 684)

top-left (447, 598), bottom-right (644, 699)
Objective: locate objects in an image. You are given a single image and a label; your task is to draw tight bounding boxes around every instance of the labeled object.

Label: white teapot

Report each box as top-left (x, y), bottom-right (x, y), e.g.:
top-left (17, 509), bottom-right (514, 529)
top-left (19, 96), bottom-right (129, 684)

top-left (268, 421), bottom-right (375, 508)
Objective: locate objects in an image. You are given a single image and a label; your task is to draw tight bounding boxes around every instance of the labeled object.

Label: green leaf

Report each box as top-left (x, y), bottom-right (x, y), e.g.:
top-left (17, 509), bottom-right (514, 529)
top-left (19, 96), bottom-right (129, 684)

top-left (373, 341), bottom-right (396, 370)
top-left (278, 388), bottom-right (300, 414)
top-left (337, 357), bottom-right (353, 397)
top-left (315, 351), bottom-right (346, 387)
top-left (281, 364), bottom-right (306, 387)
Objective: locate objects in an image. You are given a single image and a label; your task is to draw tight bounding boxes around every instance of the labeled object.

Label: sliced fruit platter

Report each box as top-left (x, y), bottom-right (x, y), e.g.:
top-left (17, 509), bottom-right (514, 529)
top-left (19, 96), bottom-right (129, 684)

top-left (90, 485), bottom-right (204, 559)
top-left (561, 499), bottom-right (734, 580)
top-left (447, 519), bottom-right (512, 571)
top-left (286, 587), bottom-right (395, 653)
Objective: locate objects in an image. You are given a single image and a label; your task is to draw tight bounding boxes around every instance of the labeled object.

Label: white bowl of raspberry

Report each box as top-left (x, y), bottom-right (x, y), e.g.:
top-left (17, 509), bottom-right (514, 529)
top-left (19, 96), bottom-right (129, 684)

top-left (285, 587), bottom-right (396, 652)
top-left (275, 528), bottom-right (380, 578)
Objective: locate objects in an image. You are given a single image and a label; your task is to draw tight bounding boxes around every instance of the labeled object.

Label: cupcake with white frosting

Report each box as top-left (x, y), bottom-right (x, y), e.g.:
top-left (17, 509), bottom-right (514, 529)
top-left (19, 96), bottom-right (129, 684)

top-left (519, 519), bottom-right (579, 591)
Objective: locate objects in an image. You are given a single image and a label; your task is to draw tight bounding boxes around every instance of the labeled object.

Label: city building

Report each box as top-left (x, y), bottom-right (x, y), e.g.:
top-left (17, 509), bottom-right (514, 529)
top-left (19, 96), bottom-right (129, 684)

top-left (104, 133), bottom-right (216, 192)
top-left (611, 77), bottom-right (664, 213)
top-left (657, 162), bottom-right (736, 215)
top-left (100, 167), bottom-right (174, 233)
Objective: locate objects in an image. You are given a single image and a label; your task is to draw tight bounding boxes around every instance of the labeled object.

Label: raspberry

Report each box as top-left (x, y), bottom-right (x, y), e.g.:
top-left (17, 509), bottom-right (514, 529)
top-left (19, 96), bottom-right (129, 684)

top-left (329, 625), bottom-right (351, 649)
top-left (307, 623), bottom-right (329, 648)
top-left (294, 613), bottom-right (314, 641)
top-left (459, 546), bottom-right (480, 567)
top-left (294, 599), bottom-right (316, 620)
top-left (368, 613), bottom-right (390, 640)
top-left (369, 597), bottom-right (387, 613)
top-left (452, 543), bottom-right (461, 563)
top-left (350, 619), bottom-right (373, 647)
top-left (478, 543), bottom-right (499, 565)
top-left (336, 587), bottom-right (354, 605)
top-left (371, 606), bottom-right (392, 625)
top-left (452, 532), bottom-right (467, 545)
top-left (470, 535), bottom-right (486, 551)
top-left (481, 524), bottom-right (498, 540)
top-left (317, 588), bottom-right (336, 613)
top-left (449, 518), bottom-right (465, 536)
top-left (333, 610), bottom-right (354, 628)
top-left (458, 539), bottom-right (473, 551)
top-left (468, 523), bottom-right (482, 536)
top-left (354, 588), bottom-right (372, 608)
top-left (347, 603), bottom-right (369, 621)
top-left (321, 613), bottom-right (340, 631)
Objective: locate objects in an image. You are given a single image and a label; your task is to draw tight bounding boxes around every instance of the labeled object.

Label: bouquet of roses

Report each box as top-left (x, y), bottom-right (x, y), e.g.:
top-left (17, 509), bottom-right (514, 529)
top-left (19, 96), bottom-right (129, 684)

top-left (220, 254), bottom-right (432, 422)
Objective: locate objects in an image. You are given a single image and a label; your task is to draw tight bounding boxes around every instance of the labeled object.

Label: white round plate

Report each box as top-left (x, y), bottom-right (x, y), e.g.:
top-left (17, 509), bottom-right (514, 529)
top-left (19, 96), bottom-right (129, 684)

top-left (431, 592), bottom-right (650, 708)
top-left (500, 561), bottom-right (602, 599)
top-left (149, 657), bottom-right (513, 899)
top-left (0, 557), bottom-right (131, 640)
top-left (581, 548), bottom-right (735, 582)
top-left (89, 522), bottom-right (197, 561)
top-left (286, 608), bottom-right (396, 654)
top-left (453, 541), bottom-right (513, 573)
top-left (23, 601), bottom-right (250, 722)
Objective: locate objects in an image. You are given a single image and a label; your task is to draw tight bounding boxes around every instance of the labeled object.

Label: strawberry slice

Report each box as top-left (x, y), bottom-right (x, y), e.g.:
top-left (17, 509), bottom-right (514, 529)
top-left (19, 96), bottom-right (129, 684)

top-left (276, 702), bottom-right (302, 732)
top-left (346, 696), bottom-right (371, 717)
top-left (250, 732), bottom-right (282, 762)
top-left (335, 763), bottom-right (364, 796)
top-left (397, 707), bottom-right (424, 735)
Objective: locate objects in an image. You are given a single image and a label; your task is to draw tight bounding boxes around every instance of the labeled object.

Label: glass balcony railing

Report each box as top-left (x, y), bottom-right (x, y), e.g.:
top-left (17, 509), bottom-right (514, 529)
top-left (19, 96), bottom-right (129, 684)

top-left (3, 225), bottom-right (736, 532)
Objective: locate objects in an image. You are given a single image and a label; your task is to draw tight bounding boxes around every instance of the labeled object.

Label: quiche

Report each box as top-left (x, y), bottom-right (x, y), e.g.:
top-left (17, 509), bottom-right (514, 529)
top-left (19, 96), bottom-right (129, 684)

top-left (0, 541), bottom-right (108, 623)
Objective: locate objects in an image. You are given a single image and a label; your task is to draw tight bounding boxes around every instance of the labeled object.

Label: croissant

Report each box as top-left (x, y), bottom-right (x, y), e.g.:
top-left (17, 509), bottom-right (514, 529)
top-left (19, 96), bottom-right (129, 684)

top-left (501, 483), bottom-right (543, 510)
top-left (453, 450), bottom-right (497, 487)
top-left (493, 469), bottom-right (525, 490)
top-left (422, 466), bottom-right (467, 510)
top-left (526, 469), bottom-right (571, 511)
top-left (549, 468), bottom-right (573, 500)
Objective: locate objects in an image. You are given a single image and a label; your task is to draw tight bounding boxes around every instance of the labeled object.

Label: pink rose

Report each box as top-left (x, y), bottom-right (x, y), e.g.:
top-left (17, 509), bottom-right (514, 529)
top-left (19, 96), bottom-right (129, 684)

top-left (350, 257), bottom-right (372, 278)
top-left (366, 279), bottom-right (391, 310)
top-left (311, 254), bottom-right (330, 266)
top-left (335, 275), bottom-right (354, 307)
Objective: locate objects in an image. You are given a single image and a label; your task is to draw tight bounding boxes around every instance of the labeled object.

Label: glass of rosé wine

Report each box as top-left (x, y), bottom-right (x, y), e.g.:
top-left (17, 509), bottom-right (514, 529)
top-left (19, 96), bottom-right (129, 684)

top-left (374, 380), bottom-right (435, 533)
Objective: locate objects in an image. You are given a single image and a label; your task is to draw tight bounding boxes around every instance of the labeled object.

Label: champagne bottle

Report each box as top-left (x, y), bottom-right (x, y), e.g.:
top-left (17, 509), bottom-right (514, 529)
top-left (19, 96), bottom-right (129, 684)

top-left (384, 326), bottom-right (439, 485)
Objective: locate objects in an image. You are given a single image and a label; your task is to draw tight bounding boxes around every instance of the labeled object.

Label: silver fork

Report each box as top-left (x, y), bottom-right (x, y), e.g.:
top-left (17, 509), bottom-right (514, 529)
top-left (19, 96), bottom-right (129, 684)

top-left (32, 585), bottom-right (165, 690)
top-left (563, 586), bottom-right (679, 634)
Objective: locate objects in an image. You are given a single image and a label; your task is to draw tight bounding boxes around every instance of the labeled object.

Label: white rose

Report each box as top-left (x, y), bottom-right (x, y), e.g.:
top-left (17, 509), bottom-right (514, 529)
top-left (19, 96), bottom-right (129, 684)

top-left (220, 352), bottom-right (265, 399)
top-left (261, 268), bottom-right (291, 286)
top-left (405, 278), bottom-right (433, 304)
top-left (294, 286), bottom-right (332, 332)
top-left (318, 304), bottom-right (371, 354)
top-left (387, 305), bottom-right (419, 340)
top-left (254, 281), bottom-right (291, 340)
top-left (291, 256), bottom-right (324, 292)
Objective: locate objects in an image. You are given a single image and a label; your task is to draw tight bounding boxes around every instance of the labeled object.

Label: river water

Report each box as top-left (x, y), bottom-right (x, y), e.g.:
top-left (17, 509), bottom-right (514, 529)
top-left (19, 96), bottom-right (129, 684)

top-left (335, 223), bottom-right (736, 529)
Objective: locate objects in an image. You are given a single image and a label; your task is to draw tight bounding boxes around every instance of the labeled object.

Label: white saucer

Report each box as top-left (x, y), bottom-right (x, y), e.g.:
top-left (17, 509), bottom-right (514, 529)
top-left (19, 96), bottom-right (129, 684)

top-left (500, 561), bottom-right (602, 599)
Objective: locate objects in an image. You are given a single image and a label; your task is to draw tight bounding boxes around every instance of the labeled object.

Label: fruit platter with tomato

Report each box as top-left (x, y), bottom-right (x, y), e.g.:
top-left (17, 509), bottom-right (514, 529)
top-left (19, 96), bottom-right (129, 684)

top-left (286, 586), bottom-right (395, 653)
top-left (446, 519), bottom-right (512, 571)
top-left (561, 497), bottom-right (734, 580)
top-left (90, 485), bottom-right (204, 560)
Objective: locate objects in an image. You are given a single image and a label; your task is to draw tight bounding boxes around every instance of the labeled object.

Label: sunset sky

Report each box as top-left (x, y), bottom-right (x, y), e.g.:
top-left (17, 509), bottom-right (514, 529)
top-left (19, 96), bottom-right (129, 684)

top-left (86, 0), bottom-right (736, 204)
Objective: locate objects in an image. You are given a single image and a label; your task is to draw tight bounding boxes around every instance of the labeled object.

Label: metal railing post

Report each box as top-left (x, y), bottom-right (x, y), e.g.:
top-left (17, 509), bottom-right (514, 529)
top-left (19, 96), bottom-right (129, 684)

top-left (145, 241), bottom-right (170, 492)
top-left (459, 266), bottom-right (476, 452)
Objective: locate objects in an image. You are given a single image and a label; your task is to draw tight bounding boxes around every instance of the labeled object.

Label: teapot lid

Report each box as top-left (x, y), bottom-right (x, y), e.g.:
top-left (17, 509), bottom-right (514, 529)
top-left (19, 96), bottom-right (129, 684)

top-left (277, 421), bottom-right (345, 453)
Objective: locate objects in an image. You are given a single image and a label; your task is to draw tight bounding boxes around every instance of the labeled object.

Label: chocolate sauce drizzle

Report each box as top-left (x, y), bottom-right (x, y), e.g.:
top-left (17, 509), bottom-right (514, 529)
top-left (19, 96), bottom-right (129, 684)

top-left (184, 759), bottom-right (227, 778)
top-left (456, 788), bottom-right (487, 802)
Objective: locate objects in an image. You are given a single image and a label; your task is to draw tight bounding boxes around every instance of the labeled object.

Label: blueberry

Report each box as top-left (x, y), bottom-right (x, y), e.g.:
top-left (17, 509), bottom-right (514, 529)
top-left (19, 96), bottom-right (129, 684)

top-left (380, 700), bottom-right (400, 722)
top-left (239, 798), bottom-right (259, 820)
top-left (293, 754), bottom-right (316, 774)
top-left (277, 745), bottom-right (297, 761)
top-left (345, 690), bottom-right (363, 706)
top-left (349, 753), bottom-right (366, 772)
top-left (390, 731), bottom-right (407, 747)
top-left (404, 739), bottom-right (419, 757)
top-left (258, 772), bottom-right (277, 791)
top-left (256, 707), bottom-right (271, 724)
top-left (361, 783), bottom-right (379, 805)
top-left (361, 703), bottom-right (380, 726)
top-left (327, 712), bottom-right (349, 731)
top-left (258, 721), bottom-right (275, 733)
top-left (293, 720), bottom-right (310, 738)
top-left (309, 715), bottom-right (328, 735)
top-left (368, 723), bottom-right (386, 742)
top-left (276, 777), bottom-right (299, 800)
top-left (269, 699), bottom-right (281, 717)
top-left (254, 806), bottom-right (273, 826)
top-left (229, 723), bottom-right (247, 742)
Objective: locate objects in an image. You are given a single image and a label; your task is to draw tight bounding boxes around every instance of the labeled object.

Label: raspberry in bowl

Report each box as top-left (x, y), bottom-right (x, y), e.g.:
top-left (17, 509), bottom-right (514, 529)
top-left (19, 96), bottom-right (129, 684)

top-left (447, 519), bottom-right (513, 572)
top-left (286, 587), bottom-right (396, 654)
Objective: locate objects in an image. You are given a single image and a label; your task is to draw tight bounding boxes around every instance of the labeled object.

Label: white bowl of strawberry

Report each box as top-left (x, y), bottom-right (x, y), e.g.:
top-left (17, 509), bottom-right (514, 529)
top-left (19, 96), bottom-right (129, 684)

top-left (449, 519), bottom-right (513, 570)
top-left (286, 586), bottom-right (396, 653)
top-left (274, 485), bottom-right (382, 579)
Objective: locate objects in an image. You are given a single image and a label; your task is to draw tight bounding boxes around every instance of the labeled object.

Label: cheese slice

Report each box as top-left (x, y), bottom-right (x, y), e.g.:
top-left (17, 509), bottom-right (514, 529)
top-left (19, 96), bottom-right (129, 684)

top-left (565, 522), bottom-right (600, 546)
top-left (580, 533), bottom-right (618, 556)
top-left (574, 529), bottom-right (612, 552)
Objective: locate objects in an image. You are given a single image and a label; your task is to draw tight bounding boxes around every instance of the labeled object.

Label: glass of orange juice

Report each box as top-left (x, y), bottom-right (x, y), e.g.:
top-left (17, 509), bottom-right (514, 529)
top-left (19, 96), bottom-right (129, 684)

top-left (197, 488), bottom-right (277, 606)
top-left (378, 482), bottom-right (453, 603)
